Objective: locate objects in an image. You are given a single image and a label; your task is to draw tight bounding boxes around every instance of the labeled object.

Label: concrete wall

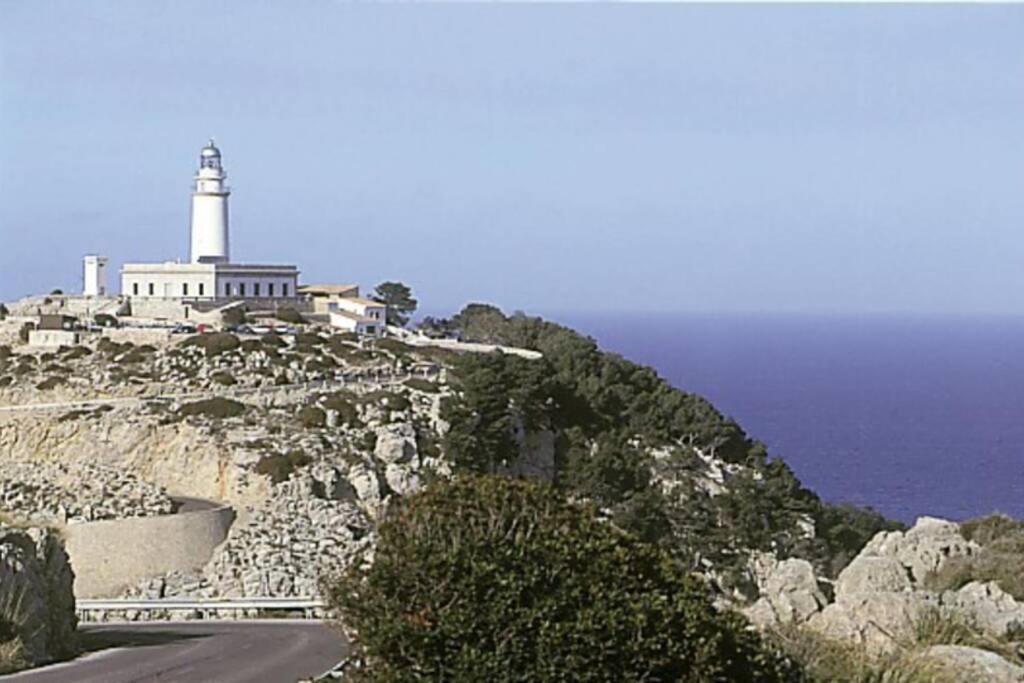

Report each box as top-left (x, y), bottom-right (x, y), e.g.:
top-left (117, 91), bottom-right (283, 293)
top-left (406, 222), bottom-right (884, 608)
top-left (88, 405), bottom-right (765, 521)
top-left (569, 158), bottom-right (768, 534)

top-left (28, 329), bottom-right (81, 348)
top-left (63, 503), bottom-right (235, 598)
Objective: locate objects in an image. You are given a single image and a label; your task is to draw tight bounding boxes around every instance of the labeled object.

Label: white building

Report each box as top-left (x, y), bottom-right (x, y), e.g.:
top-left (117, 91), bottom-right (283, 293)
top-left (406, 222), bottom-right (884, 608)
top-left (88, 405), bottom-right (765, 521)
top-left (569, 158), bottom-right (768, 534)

top-left (328, 297), bottom-right (386, 337)
top-left (120, 141), bottom-right (299, 303)
top-left (82, 255), bottom-right (108, 296)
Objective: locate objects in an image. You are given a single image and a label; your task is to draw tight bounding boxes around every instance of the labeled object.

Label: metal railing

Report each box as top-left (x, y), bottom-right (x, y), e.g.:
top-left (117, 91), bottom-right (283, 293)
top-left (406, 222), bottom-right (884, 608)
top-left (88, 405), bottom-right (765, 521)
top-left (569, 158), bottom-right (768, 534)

top-left (76, 597), bottom-right (327, 621)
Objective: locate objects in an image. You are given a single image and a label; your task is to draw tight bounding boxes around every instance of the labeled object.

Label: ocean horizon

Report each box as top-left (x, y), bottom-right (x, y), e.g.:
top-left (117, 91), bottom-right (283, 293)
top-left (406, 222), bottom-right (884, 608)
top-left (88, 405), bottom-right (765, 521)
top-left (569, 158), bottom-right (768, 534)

top-left (540, 311), bottom-right (1024, 525)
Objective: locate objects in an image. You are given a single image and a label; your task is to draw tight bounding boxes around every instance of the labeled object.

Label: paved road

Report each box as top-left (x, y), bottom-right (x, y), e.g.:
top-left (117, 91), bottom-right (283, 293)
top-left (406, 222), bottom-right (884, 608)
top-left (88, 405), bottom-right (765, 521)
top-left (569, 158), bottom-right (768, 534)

top-left (0, 621), bottom-right (347, 683)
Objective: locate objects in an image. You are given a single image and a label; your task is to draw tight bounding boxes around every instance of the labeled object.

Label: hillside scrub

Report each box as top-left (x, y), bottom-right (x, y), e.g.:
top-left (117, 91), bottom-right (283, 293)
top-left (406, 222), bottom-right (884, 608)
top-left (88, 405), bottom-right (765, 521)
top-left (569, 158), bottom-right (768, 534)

top-left (255, 449), bottom-right (312, 484)
top-left (275, 307), bottom-right (305, 324)
top-left (924, 514), bottom-right (1024, 600)
top-left (180, 332), bottom-right (240, 357)
top-left (178, 397), bottom-right (247, 420)
top-left (442, 304), bottom-right (901, 580)
top-left (326, 476), bottom-right (799, 682)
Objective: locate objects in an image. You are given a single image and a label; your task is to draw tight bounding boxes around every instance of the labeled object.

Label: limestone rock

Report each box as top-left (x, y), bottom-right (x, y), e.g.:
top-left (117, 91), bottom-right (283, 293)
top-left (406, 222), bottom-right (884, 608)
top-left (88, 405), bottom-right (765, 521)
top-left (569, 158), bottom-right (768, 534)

top-left (0, 524), bottom-right (77, 668)
top-left (863, 517), bottom-right (979, 585)
top-left (941, 581), bottom-right (1024, 638)
top-left (744, 553), bottom-right (827, 628)
top-left (918, 645), bottom-right (1024, 682)
top-left (374, 423), bottom-right (417, 465)
top-left (835, 555), bottom-right (913, 598)
top-left (807, 591), bottom-right (938, 654)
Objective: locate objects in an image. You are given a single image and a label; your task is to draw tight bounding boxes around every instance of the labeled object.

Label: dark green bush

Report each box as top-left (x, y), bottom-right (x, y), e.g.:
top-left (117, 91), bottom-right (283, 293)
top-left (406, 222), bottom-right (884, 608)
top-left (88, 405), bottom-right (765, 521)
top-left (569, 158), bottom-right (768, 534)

top-left (222, 306), bottom-right (247, 327)
top-left (403, 377), bottom-right (439, 393)
top-left (295, 332), bottom-right (324, 346)
top-left (298, 405), bottom-right (327, 428)
top-left (0, 303), bottom-right (8, 321)
top-left (255, 449), bottom-right (313, 484)
top-left (18, 324), bottom-right (32, 344)
top-left (61, 346), bottom-right (92, 360)
top-left (275, 307), bottom-right (305, 324)
top-left (0, 377), bottom-right (12, 388)
top-left (181, 332), bottom-right (240, 357)
top-left (322, 392), bottom-right (362, 427)
top-left (240, 339), bottom-right (261, 354)
top-left (0, 345), bottom-right (12, 359)
top-left (262, 332), bottom-right (286, 347)
top-left (210, 371), bottom-right (237, 386)
top-left (97, 338), bottom-right (132, 356)
top-left (36, 376), bottom-right (65, 390)
top-left (94, 313), bottom-right (118, 328)
top-left (326, 476), bottom-right (798, 683)
top-left (178, 397), bottom-right (247, 419)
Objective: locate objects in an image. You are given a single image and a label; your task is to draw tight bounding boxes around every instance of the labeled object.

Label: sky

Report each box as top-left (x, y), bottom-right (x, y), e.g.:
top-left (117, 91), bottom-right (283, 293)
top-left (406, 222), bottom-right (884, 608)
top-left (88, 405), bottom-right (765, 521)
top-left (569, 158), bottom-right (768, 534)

top-left (2, 2), bottom-right (1023, 316)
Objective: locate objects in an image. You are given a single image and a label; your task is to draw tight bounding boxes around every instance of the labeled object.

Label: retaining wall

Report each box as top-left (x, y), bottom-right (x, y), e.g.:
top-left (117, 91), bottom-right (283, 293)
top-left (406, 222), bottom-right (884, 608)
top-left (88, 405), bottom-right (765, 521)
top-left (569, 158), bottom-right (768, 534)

top-left (63, 502), bottom-right (235, 598)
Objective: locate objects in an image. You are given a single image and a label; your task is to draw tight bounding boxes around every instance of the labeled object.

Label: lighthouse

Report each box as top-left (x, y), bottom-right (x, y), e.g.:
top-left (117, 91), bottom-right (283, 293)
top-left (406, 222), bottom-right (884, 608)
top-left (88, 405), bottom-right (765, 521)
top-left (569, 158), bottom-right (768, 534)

top-left (189, 140), bottom-right (231, 264)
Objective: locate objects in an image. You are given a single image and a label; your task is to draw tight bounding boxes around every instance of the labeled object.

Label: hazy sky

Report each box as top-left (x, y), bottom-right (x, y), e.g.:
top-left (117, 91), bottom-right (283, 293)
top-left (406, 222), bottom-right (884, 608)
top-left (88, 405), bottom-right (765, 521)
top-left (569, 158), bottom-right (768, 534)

top-left (2, 2), bottom-right (1023, 315)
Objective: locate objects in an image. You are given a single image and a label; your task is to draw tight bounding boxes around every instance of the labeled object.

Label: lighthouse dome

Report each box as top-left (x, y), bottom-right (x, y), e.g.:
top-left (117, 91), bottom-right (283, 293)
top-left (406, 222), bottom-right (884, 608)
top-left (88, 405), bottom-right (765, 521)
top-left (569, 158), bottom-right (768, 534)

top-left (200, 140), bottom-right (221, 158)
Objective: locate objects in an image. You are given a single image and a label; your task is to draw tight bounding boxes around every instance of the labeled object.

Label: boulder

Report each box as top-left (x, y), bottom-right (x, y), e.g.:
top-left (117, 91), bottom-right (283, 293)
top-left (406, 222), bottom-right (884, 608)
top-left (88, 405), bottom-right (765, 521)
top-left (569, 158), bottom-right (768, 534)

top-left (807, 591), bottom-right (938, 654)
top-left (374, 424), bottom-right (417, 465)
top-left (835, 555), bottom-right (913, 598)
top-left (941, 581), bottom-right (1024, 638)
top-left (918, 645), bottom-right (1024, 682)
top-left (744, 553), bottom-right (827, 628)
top-left (0, 524), bottom-right (77, 669)
top-left (862, 517), bottom-right (979, 585)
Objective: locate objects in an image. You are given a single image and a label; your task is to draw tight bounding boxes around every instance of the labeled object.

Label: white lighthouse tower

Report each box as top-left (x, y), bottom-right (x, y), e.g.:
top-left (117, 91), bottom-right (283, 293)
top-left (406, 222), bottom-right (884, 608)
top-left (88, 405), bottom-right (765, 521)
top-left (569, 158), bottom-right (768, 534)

top-left (189, 139), bottom-right (231, 264)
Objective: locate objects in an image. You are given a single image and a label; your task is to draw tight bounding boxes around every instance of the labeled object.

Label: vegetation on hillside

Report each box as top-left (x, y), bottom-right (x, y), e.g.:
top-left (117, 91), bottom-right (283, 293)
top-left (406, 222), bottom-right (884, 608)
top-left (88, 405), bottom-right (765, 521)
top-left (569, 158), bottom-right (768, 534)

top-left (326, 476), bottom-right (800, 683)
top-left (439, 304), bottom-right (901, 581)
top-left (924, 513), bottom-right (1024, 600)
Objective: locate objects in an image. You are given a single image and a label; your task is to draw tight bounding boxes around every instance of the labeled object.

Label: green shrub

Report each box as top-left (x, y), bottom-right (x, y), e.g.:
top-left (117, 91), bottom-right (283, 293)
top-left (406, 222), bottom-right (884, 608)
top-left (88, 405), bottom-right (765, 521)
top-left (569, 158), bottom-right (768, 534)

top-left (275, 307), bottom-right (305, 324)
top-left (0, 377), bottom-right (12, 388)
top-left (295, 332), bottom-right (323, 346)
top-left (0, 304), bottom-right (8, 321)
top-left (116, 346), bottom-right (154, 364)
top-left (222, 306), bottom-right (247, 327)
top-left (325, 476), bottom-right (798, 682)
top-left (261, 332), bottom-right (286, 347)
top-left (61, 346), bottom-right (92, 360)
top-left (404, 377), bottom-right (439, 393)
top-left (181, 332), bottom-right (240, 357)
top-left (0, 346), bottom-right (11, 359)
top-left (255, 449), bottom-right (313, 484)
top-left (359, 431), bottom-right (377, 454)
top-left (178, 397), bottom-right (247, 419)
top-left (97, 338), bottom-right (132, 356)
top-left (210, 371), bottom-right (237, 386)
top-left (240, 339), bottom-right (261, 354)
top-left (36, 376), bottom-right (65, 391)
top-left (298, 405), bottom-right (327, 428)
top-left (322, 392), bottom-right (362, 427)
top-left (17, 324), bottom-right (32, 344)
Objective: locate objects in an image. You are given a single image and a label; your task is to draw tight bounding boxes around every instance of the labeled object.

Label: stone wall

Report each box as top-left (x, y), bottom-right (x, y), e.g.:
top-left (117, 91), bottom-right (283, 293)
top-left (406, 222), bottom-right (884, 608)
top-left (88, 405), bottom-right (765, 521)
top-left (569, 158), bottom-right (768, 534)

top-left (63, 502), bottom-right (235, 598)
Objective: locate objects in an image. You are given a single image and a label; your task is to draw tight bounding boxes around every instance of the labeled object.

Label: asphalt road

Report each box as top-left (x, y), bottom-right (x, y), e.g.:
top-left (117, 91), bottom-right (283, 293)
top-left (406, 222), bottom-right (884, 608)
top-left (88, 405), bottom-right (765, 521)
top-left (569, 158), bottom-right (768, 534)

top-left (0, 621), bottom-right (347, 683)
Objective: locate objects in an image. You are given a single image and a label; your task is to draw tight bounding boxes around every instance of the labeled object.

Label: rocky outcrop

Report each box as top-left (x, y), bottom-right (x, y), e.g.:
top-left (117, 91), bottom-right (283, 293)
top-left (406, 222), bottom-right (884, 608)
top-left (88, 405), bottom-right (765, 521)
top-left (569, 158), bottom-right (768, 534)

top-left (744, 553), bottom-right (828, 628)
top-left (750, 515), bottom-right (1024, 680)
top-left (0, 523), bottom-right (77, 670)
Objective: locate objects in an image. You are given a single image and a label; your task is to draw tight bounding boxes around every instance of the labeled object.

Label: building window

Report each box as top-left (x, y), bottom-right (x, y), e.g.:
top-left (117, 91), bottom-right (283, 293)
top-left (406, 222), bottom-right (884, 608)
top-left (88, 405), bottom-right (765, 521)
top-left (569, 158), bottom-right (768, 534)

top-left (148, 283), bottom-right (154, 296)
top-left (183, 283), bottom-right (189, 296)
top-left (225, 282), bottom-right (231, 297)
top-left (282, 283), bottom-right (289, 297)
top-left (199, 283), bottom-right (205, 296)
top-left (254, 283), bottom-right (261, 297)
top-left (240, 283), bottom-right (246, 297)
top-left (132, 283), bottom-right (139, 296)
top-left (268, 283), bottom-right (275, 297)
top-left (366, 325), bottom-right (376, 335)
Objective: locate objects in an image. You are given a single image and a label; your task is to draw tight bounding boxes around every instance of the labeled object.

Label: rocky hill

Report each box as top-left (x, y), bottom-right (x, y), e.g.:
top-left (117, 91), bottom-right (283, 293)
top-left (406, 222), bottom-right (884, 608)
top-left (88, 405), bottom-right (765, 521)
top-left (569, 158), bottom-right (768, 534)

top-left (2, 307), bottom-right (1022, 679)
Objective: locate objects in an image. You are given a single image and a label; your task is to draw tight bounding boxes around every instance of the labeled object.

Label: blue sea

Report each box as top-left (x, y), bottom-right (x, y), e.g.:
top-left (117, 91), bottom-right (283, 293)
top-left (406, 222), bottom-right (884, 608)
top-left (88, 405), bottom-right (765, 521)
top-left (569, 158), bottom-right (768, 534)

top-left (555, 313), bottom-right (1024, 525)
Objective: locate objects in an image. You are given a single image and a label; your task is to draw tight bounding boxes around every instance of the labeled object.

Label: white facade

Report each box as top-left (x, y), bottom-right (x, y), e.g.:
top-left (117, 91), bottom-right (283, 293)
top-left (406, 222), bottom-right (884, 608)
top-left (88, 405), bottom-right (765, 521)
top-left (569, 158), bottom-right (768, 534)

top-left (330, 310), bottom-right (383, 338)
top-left (82, 255), bottom-right (108, 296)
top-left (121, 262), bottom-right (298, 301)
top-left (329, 297), bottom-right (386, 323)
top-left (189, 140), bottom-right (230, 264)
